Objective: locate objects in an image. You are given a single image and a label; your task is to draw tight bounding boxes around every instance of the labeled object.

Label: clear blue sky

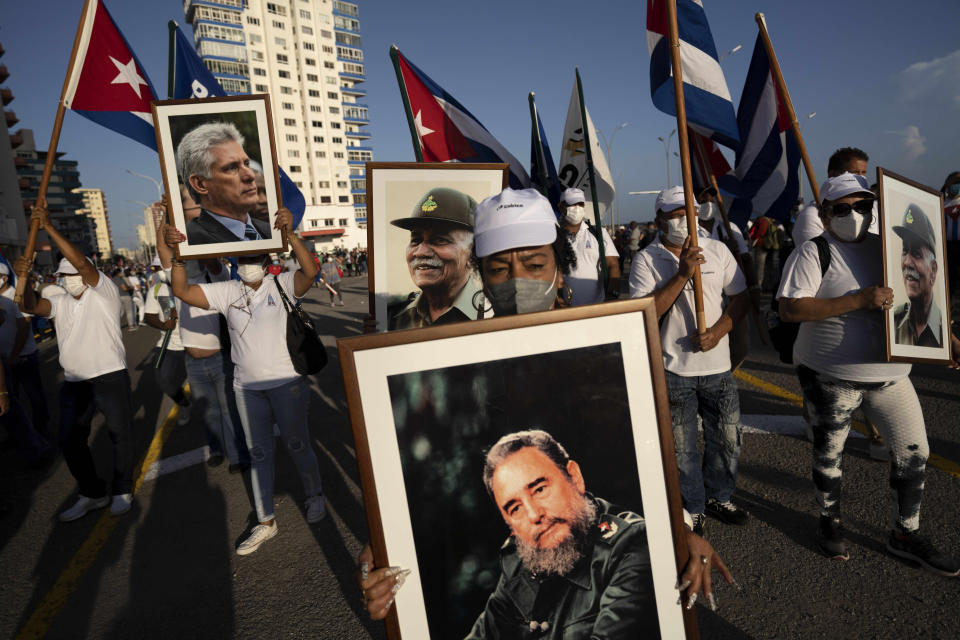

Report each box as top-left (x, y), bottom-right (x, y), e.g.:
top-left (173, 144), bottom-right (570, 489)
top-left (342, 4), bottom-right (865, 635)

top-left (4, 0), bottom-right (959, 249)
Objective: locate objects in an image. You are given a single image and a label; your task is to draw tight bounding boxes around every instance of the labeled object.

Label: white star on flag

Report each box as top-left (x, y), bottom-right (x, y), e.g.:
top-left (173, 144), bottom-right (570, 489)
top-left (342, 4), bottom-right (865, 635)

top-left (414, 110), bottom-right (435, 140)
top-left (109, 56), bottom-right (147, 99)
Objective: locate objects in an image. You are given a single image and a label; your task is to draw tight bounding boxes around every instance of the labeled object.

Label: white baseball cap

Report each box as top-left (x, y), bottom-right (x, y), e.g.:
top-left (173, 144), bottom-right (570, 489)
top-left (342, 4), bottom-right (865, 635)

top-left (655, 185), bottom-right (688, 214)
top-left (560, 187), bottom-right (585, 205)
top-left (821, 172), bottom-right (874, 203)
top-left (55, 257), bottom-right (94, 275)
top-left (474, 188), bottom-right (558, 258)
top-left (150, 255), bottom-right (162, 267)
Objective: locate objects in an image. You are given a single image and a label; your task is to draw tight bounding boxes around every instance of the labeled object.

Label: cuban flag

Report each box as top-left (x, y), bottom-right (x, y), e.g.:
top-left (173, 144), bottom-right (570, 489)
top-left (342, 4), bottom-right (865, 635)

top-left (172, 24), bottom-right (306, 228)
top-left (727, 35), bottom-right (801, 227)
top-left (392, 47), bottom-right (529, 189)
top-left (61, 0), bottom-right (158, 151)
top-left (647, 0), bottom-right (740, 151)
top-left (529, 98), bottom-right (562, 213)
top-left (689, 128), bottom-right (740, 196)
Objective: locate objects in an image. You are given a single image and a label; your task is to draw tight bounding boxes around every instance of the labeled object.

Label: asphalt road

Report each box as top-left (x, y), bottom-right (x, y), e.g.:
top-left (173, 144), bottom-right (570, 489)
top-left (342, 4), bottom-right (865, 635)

top-left (1, 274), bottom-right (958, 639)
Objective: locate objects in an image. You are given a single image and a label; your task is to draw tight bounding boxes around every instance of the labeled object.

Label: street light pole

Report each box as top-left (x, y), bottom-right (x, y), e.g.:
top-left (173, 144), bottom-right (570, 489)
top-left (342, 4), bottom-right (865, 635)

top-left (127, 169), bottom-right (163, 201)
top-left (719, 43), bottom-right (743, 62)
top-left (798, 111), bottom-right (816, 201)
top-left (658, 129), bottom-right (676, 188)
top-left (597, 122), bottom-right (628, 228)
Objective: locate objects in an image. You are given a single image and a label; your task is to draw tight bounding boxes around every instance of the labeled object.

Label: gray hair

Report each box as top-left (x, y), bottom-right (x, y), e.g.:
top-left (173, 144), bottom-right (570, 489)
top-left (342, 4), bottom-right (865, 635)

top-left (176, 121), bottom-right (245, 201)
top-left (482, 429), bottom-right (571, 498)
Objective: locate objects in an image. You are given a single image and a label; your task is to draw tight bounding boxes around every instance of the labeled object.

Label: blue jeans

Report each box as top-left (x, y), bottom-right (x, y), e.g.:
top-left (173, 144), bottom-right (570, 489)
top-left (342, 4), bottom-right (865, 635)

top-left (185, 352), bottom-right (249, 466)
top-left (665, 370), bottom-right (743, 515)
top-left (59, 369), bottom-right (135, 497)
top-left (235, 377), bottom-right (322, 522)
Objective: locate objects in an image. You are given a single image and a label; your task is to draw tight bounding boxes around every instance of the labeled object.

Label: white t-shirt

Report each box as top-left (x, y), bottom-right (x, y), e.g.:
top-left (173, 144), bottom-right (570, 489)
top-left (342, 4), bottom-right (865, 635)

top-left (565, 224), bottom-right (619, 306)
top-left (144, 280), bottom-right (183, 351)
top-left (776, 234), bottom-right (910, 382)
top-left (168, 266), bottom-right (230, 350)
top-left (699, 222), bottom-right (749, 256)
top-left (793, 201), bottom-right (879, 246)
top-left (0, 287), bottom-right (38, 356)
top-left (629, 237), bottom-right (746, 376)
top-left (47, 272), bottom-right (127, 381)
top-left (127, 276), bottom-right (143, 299)
top-left (199, 270), bottom-right (302, 390)
top-left (41, 284), bottom-right (67, 299)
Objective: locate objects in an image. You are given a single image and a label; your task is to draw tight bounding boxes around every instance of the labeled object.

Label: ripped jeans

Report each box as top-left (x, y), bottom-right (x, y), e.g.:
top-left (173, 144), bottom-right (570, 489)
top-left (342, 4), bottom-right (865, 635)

top-left (797, 366), bottom-right (928, 532)
top-left (665, 370), bottom-right (743, 515)
top-left (235, 377), bottom-right (323, 522)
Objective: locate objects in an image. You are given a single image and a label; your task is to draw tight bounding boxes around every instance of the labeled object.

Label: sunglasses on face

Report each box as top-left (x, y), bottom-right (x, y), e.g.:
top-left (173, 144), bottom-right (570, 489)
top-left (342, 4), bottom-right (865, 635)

top-left (828, 199), bottom-right (874, 217)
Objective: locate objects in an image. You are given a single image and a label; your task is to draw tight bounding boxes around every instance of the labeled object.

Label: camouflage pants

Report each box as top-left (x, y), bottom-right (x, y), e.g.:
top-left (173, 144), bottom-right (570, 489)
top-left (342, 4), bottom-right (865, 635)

top-left (797, 365), bottom-right (928, 532)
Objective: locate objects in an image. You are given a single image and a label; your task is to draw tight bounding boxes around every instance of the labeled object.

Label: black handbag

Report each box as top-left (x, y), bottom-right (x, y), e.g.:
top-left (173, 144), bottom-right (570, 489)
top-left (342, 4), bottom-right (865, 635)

top-left (274, 278), bottom-right (328, 375)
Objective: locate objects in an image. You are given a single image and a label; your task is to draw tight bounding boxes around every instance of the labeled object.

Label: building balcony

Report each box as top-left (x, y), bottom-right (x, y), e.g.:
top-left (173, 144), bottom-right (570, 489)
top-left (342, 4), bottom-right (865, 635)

top-left (345, 130), bottom-right (370, 139)
top-left (0, 66), bottom-right (8, 83)
top-left (340, 85), bottom-right (365, 97)
top-left (347, 160), bottom-right (366, 166)
top-left (342, 101), bottom-right (368, 109)
top-left (343, 114), bottom-right (369, 124)
top-left (338, 71), bottom-right (365, 81)
top-left (0, 88), bottom-right (12, 106)
top-left (346, 145), bottom-right (372, 152)
top-left (5, 110), bottom-right (17, 127)
top-left (184, 0), bottom-right (244, 22)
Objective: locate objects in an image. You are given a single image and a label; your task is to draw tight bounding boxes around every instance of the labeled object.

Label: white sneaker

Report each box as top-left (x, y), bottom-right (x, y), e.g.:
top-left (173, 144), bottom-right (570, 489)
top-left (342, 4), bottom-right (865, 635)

top-left (305, 495), bottom-right (327, 523)
top-left (237, 521), bottom-right (278, 556)
top-left (110, 493), bottom-right (133, 516)
top-left (59, 495), bottom-right (110, 522)
top-left (177, 403), bottom-right (191, 426)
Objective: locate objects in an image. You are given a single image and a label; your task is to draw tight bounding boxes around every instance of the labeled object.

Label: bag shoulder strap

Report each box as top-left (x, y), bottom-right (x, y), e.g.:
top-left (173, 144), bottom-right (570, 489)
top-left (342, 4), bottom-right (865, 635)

top-left (811, 235), bottom-right (831, 277)
top-left (274, 277), bottom-right (295, 314)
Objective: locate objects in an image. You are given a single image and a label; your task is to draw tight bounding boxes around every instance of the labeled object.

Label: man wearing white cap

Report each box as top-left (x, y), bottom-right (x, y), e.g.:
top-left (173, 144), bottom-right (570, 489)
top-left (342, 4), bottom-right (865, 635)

top-left (0, 262), bottom-right (48, 435)
top-left (777, 173), bottom-right (959, 574)
top-left (14, 203), bottom-right (135, 522)
top-left (558, 188), bottom-right (620, 306)
top-left (628, 186), bottom-right (750, 534)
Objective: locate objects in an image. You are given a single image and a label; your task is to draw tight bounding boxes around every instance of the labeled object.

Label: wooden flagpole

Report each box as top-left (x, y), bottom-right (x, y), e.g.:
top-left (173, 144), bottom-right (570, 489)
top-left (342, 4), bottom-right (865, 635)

top-left (389, 45), bottom-right (424, 163)
top-left (666, 0), bottom-right (706, 333)
top-left (755, 13), bottom-right (820, 204)
top-left (14, 0), bottom-right (93, 304)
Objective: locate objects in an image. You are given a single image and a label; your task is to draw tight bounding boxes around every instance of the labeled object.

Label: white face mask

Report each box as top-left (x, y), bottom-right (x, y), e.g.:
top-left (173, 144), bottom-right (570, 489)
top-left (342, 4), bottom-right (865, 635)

top-left (698, 201), bottom-right (718, 222)
top-left (63, 275), bottom-right (87, 297)
top-left (156, 270), bottom-right (169, 283)
top-left (829, 212), bottom-right (868, 242)
top-left (563, 204), bottom-right (585, 225)
top-left (237, 263), bottom-right (265, 283)
top-left (660, 216), bottom-right (689, 247)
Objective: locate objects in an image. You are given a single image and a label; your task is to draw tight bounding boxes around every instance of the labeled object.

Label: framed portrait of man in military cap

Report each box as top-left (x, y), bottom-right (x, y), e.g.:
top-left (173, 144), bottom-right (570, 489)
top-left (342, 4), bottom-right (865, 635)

top-left (365, 163), bottom-right (509, 332)
top-left (338, 298), bottom-right (696, 639)
top-left (878, 168), bottom-right (953, 364)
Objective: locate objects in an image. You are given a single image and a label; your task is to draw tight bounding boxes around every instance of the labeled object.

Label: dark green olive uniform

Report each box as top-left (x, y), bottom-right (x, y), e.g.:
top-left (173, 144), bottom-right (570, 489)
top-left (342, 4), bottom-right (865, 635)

top-left (465, 496), bottom-right (658, 640)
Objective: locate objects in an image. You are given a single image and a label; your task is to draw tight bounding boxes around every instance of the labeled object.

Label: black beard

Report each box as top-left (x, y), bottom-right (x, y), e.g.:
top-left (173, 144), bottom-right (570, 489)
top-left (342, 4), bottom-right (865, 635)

top-left (515, 496), bottom-right (597, 578)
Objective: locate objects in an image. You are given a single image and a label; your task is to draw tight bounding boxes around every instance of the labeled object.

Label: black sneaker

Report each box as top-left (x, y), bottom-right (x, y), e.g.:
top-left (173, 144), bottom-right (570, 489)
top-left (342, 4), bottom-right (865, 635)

top-left (692, 513), bottom-right (706, 537)
top-left (887, 530), bottom-right (960, 577)
top-left (705, 499), bottom-right (748, 525)
top-left (816, 515), bottom-right (849, 560)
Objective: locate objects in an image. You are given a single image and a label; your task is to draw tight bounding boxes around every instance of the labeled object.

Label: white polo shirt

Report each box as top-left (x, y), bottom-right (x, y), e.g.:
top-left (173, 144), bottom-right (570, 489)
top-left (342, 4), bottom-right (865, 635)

top-left (0, 287), bottom-right (38, 356)
top-left (701, 221), bottom-right (749, 256)
top-left (167, 266), bottom-right (230, 351)
top-left (565, 224), bottom-right (619, 306)
top-left (199, 270), bottom-right (301, 390)
top-left (144, 281), bottom-right (183, 351)
top-left (47, 272), bottom-right (126, 381)
top-left (629, 237), bottom-right (746, 376)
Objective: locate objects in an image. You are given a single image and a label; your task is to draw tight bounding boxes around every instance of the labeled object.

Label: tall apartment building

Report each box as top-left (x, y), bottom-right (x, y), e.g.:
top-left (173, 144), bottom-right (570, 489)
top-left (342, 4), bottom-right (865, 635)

top-left (0, 41), bottom-right (30, 259)
top-left (184, 0), bottom-right (372, 250)
top-left (73, 187), bottom-right (114, 259)
top-left (15, 129), bottom-right (96, 265)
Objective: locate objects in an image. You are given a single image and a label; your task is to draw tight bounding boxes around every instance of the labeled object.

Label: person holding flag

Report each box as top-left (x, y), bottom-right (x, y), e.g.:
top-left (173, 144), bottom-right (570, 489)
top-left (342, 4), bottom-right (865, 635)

top-left (15, 203), bottom-right (135, 521)
top-left (628, 186), bottom-right (750, 534)
top-left (559, 187), bottom-right (620, 305)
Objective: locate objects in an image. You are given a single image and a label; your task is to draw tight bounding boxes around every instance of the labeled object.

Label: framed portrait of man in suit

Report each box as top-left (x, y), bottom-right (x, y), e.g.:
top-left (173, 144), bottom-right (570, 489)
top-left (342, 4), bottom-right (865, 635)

top-left (152, 94), bottom-right (287, 260)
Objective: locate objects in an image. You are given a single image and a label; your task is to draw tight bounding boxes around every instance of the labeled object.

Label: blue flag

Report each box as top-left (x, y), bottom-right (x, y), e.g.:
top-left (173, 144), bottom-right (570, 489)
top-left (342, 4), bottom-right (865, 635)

top-left (171, 24), bottom-right (306, 229)
top-left (529, 103), bottom-right (562, 214)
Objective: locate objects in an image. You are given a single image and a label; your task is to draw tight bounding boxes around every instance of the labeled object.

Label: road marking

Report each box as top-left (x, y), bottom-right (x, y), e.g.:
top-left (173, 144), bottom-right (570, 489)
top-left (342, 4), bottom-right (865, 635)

top-left (17, 401), bottom-right (183, 639)
top-left (734, 369), bottom-right (960, 480)
top-left (141, 445), bottom-right (210, 483)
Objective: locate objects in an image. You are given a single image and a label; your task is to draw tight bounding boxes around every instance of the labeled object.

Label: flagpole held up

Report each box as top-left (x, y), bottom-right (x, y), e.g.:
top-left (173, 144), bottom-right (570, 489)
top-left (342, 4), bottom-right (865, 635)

top-left (389, 45), bottom-right (424, 163)
top-left (528, 93), bottom-right (551, 200)
top-left (754, 13), bottom-right (820, 204)
top-left (14, 0), bottom-right (93, 305)
top-left (666, 0), bottom-right (706, 334)
top-left (574, 68), bottom-right (608, 286)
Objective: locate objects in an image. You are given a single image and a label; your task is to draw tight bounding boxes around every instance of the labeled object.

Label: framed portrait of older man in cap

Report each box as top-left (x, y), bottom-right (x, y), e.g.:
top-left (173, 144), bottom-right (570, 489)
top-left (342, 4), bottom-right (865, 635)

top-left (339, 299), bottom-right (697, 639)
top-left (365, 163), bottom-right (509, 332)
top-left (878, 168), bottom-right (953, 364)
top-left (152, 95), bottom-right (286, 260)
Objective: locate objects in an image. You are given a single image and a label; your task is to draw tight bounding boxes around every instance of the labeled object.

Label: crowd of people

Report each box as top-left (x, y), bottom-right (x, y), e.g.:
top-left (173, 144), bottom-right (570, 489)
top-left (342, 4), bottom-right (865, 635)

top-left (2, 140), bottom-right (959, 637)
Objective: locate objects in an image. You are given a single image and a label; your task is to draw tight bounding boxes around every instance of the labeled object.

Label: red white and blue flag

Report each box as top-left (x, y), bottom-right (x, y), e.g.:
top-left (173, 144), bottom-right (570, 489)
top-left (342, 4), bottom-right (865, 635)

top-left (727, 35), bottom-right (801, 226)
top-left (61, 0), bottom-right (158, 151)
top-left (392, 47), bottom-right (529, 189)
top-left (647, 0), bottom-right (740, 151)
top-left (689, 128), bottom-right (739, 197)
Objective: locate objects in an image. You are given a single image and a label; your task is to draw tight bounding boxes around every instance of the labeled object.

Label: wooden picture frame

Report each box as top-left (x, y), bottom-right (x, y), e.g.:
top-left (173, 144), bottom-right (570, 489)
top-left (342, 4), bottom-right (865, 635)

top-left (338, 298), bottom-right (697, 639)
top-left (364, 162), bottom-right (509, 332)
top-left (878, 167), bottom-right (952, 364)
top-left (151, 94), bottom-right (287, 260)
